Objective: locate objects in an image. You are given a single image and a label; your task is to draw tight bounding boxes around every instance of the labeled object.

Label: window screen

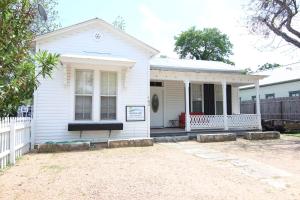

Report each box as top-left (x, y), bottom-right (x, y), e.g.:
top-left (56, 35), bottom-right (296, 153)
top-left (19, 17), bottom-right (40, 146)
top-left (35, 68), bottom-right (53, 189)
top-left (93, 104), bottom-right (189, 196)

top-left (75, 70), bottom-right (93, 120)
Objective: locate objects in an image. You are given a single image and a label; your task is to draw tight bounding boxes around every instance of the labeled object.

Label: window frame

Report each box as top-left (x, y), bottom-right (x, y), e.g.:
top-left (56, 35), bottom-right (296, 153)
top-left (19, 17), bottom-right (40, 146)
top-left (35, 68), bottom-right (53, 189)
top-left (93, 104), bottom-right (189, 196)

top-left (100, 71), bottom-right (118, 121)
top-left (214, 84), bottom-right (223, 115)
top-left (265, 93), bottom-right (275, 99)
top-left (289, 90), bottom-right (300, 97)
top-left (251, 95), bottom-right (256, 101)
top-left (190, 83), bottom-right (204, 113)
top-left (74, 69), bottom-right (94, 121)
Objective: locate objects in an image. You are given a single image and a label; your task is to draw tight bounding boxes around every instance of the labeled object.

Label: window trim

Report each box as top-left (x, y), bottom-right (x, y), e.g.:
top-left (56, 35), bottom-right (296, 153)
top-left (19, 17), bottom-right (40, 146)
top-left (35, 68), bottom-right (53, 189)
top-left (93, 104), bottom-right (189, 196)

top-left (214, 84), bottom-right (223, 115)
top-left (289, 90), bottom-right (300, 97)
top-left (265, 93), bottom-right (275, 99)
top-left (100, 71), bottom-right (118, 121)
top-left (74, 69), bottom-right (94, 121)
top-left (190, 83), bottom-right (204, 113)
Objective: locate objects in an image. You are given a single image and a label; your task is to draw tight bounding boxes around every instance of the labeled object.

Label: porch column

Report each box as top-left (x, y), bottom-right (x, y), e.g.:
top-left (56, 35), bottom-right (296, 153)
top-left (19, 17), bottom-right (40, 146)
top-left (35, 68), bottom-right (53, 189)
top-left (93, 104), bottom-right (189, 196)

top-left (222, 81), bottom-right (228, 130)
top-left (184, 80), bottom-right (191, 132)
top-left (255, 80), bottom-right (262, 130)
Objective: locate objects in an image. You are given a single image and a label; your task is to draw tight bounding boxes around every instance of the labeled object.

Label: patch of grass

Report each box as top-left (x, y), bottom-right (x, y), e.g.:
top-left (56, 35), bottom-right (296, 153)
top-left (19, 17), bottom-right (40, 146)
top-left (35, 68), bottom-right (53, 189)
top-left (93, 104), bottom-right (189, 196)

top-left (41, 165), bottom-right (66, 173)
top-left (284, 131), bottom-right (300, 137)
top-left (0, 163), bottom-right (14, 175)
top-left (286, 133), bottom-right (300, 137)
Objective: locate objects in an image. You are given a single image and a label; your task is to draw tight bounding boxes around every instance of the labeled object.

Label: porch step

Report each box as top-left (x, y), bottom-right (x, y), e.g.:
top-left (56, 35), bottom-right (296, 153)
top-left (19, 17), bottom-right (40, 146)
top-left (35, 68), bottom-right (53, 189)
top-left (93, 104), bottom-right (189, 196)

top-left (107, 138), bottom-right (153, 148)
top-left (243, 131), bottom-right (280, 140)
top-left (197, 133), bottom-right (237, 143)
top-left (153, 136), bottom-right (190, 143)
top-left (150, 132), bottom-right (188, 138)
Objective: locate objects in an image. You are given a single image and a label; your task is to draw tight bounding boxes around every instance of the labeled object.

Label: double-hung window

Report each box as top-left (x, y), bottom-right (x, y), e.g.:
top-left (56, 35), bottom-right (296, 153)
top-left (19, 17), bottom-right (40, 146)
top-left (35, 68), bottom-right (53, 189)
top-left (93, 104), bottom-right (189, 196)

top-left (75, 70), bottom-right (93, 120)
top-left (191, 84), bottom-right (203, 112)
top-left (215, 85), bottom-right (223, 115)
top-left (100, 72), bottom-right (117, 120)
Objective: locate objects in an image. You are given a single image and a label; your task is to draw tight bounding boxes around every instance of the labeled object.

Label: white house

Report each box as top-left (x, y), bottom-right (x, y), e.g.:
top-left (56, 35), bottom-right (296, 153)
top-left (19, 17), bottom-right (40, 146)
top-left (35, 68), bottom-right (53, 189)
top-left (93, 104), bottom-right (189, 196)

top-left (32, 18), bottom-right (265, 144)
top-left (240, 65), bottom-right (300, 101)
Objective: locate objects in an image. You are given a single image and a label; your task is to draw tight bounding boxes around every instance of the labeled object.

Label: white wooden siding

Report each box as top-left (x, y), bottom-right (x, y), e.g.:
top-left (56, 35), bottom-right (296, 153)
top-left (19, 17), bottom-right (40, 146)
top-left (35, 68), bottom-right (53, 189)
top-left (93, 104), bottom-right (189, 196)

top-left (163, 81), bottom-right (185, 127)
top-left (34, 24), bottom-right (151, 144)
top-left (240, 80), bottom-right (300, 101)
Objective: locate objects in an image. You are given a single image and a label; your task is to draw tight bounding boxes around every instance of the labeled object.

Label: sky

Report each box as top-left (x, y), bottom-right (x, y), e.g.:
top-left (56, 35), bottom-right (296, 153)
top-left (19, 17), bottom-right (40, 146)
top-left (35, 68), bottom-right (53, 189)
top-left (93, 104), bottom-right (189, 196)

top-left (56, 0), bottom-right (300, 70)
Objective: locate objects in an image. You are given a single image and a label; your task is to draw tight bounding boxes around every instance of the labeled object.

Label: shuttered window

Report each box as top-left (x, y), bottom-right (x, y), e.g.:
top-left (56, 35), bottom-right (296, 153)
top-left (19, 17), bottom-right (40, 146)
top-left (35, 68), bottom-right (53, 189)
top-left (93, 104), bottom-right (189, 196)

top-left (191, 84), bottom-right (203, 112)
top-left (100, 72), bottom-right (117, 120)
top-left (75, 70), bottom-right (93, 120)
top-left (215, 85), bottom-right (223, 115)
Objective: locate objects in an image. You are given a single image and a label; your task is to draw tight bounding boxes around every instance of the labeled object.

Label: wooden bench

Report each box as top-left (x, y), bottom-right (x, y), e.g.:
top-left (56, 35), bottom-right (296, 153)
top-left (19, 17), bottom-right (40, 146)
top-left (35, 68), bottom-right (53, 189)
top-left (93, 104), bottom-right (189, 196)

top-left (68, 122), bottom-right (123, 138)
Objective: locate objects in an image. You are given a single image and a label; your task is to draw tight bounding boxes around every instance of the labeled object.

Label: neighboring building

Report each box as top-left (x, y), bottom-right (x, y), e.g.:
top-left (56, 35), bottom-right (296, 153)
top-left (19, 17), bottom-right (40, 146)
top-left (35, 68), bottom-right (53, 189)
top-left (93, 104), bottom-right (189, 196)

top-left (32, 18), bottom-right (264, 144)
top-left (240, 65), bottom-right (300, 101)
top-left (17, 105), bottom-right (32, 117)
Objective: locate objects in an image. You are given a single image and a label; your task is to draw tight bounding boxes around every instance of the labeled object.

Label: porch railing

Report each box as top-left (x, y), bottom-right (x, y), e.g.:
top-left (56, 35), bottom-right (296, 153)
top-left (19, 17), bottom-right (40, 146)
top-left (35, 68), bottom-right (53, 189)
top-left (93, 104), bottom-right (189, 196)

top-left (227, 114), bottom-right (260, 130)
top-left (190, 114), bottom-right (260, 130)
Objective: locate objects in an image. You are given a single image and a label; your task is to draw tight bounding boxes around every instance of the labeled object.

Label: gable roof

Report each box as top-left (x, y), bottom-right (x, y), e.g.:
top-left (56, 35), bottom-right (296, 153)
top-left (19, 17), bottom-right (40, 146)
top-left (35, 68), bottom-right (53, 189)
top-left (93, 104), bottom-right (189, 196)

top-left (240, 64), bottom-right (300, 89)
top-left (150, 57), bottom-right (244, 73)
top-left (34, 18), bottom-right (160, 56)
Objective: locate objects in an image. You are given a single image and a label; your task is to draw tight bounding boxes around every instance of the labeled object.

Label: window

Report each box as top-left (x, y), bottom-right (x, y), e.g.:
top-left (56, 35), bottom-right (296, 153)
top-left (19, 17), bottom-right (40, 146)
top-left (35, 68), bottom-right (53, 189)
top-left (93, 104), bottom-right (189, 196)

top-left (215, 85), bottom-right (223, 115)
top-left (191, 84), bottom-right (203, 112)
top-left (150, 81), bottom-right (163, 87)
top-left (252, 95), bottom-right (256, 101)
top-left (101, 72), bottom-right (117, 120)
top-left (75, 70), bottom-right (93, 120)
top-left (289, 90), bottom-right (300, 97)
top-left (265, 93), bottom-right (275, 99)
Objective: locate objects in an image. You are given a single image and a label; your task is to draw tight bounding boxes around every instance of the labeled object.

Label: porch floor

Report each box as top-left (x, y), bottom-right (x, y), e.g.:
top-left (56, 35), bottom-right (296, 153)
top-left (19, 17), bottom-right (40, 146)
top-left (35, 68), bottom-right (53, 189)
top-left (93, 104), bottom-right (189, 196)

top-left (150, 128), bottom-right (258, 138)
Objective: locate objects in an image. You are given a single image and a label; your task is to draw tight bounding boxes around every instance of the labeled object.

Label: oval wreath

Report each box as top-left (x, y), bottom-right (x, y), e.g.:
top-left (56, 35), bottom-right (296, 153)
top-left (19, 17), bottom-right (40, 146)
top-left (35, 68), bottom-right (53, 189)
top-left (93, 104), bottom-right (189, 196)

top-left (151, 94), bottom-right (159, 113)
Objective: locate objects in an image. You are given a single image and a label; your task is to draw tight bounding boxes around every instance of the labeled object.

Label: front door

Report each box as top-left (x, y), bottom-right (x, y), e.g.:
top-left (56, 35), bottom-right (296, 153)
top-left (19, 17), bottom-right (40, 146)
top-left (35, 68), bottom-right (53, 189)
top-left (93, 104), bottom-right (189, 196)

top-left (150, 87), bottom-right (164, 128)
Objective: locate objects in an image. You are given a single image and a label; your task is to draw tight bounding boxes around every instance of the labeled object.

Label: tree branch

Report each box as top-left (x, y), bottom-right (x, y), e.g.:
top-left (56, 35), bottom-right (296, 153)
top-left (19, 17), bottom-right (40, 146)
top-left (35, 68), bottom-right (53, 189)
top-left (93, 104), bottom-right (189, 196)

top-left (274, 0), bottom-right (300, 38)
top-left (265, 21), bottom-right (300, 48)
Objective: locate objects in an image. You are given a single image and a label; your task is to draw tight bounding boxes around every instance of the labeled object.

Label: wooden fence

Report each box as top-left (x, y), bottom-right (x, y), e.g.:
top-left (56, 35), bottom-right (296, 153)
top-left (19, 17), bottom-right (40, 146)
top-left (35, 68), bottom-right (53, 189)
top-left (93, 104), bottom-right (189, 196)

top-left (240, 96), bottom-right (300, 120)
top-left (0, 117), bottom-right (31, 170)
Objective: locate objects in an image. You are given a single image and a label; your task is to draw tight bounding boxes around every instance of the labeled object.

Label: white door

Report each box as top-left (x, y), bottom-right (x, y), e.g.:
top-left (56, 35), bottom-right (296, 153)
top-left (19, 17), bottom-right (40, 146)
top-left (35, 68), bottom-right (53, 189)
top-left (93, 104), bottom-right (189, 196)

top-left (150, 87), bottom-right (164, 128)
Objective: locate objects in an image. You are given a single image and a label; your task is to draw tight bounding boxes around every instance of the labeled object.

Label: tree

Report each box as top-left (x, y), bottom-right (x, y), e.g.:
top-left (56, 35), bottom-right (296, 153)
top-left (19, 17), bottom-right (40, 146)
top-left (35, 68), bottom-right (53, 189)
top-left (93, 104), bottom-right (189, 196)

top-left (0, 0), bottom-right (59, 116)
top-left (31, 0), bottom-right (61, 35)
top-left (174, 27), bottom-right (234, 64)
top-left (242, 68), bottom-right (254, 74)
top-left (257, 63), bottom-right (281, 71)
top-left (242, 63), bottom-right (281, 74)
top-left (112, 16), bottom-right (125, 31)
top-left (247, 0), bottom-right (300, 48)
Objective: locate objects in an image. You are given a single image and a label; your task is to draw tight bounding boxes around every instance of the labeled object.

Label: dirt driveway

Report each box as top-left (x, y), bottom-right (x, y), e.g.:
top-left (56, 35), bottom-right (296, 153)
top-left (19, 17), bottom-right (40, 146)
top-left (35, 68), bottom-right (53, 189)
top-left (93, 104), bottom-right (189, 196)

top-left (1, 136), bottom-right (300, 200)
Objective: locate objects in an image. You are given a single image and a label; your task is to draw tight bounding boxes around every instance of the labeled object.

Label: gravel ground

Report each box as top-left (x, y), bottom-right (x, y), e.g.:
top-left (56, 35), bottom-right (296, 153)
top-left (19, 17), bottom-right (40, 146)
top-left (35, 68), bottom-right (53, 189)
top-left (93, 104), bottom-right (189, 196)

top-left (1, 135), bottom-right (300, 200)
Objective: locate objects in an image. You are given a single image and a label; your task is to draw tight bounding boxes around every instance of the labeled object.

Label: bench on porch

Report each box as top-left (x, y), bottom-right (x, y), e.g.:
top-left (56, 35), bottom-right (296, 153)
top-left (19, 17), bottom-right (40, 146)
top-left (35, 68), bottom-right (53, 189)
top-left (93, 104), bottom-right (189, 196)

top-left (179, 112), bottom-right (204, 128)
top-left (68, 122), bottom-right (123, 137)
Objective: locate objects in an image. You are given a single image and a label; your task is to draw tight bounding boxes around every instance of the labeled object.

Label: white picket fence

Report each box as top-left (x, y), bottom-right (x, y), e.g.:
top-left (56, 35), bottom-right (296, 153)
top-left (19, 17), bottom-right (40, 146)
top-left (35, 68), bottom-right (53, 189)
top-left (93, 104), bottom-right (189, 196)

top-left (0, 117), bottom-right (31, 170)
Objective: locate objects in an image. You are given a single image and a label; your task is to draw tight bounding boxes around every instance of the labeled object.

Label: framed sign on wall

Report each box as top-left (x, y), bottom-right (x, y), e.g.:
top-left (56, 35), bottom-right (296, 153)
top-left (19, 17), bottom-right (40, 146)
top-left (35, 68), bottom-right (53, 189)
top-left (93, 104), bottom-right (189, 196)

top-left (126, 106), bottom-right (145, 121)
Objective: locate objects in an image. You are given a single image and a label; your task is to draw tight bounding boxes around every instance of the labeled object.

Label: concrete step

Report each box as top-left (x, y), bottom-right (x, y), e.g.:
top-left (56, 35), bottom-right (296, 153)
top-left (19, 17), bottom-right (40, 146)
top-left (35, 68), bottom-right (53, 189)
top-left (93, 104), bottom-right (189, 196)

top-left (197, 133), bottom-right (237, 143)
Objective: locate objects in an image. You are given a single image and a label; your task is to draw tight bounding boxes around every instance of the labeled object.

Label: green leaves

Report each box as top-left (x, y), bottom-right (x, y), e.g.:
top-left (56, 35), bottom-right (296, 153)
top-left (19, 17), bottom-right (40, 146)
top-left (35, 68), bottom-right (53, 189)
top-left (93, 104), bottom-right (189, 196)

top-left (174, 27), bottom-right (234, 65)
top-left (35, 50), bottom-right (59, 79)
top-left (257, 63), bottom-right (280, 72)
top-left (0, 0), bottom-right (59, 116)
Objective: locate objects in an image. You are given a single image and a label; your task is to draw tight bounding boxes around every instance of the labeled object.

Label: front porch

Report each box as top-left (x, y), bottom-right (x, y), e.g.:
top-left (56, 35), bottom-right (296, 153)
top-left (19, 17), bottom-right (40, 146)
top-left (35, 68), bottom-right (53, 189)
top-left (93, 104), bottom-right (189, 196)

top-left (150, 65), bottom-right (264, 133)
